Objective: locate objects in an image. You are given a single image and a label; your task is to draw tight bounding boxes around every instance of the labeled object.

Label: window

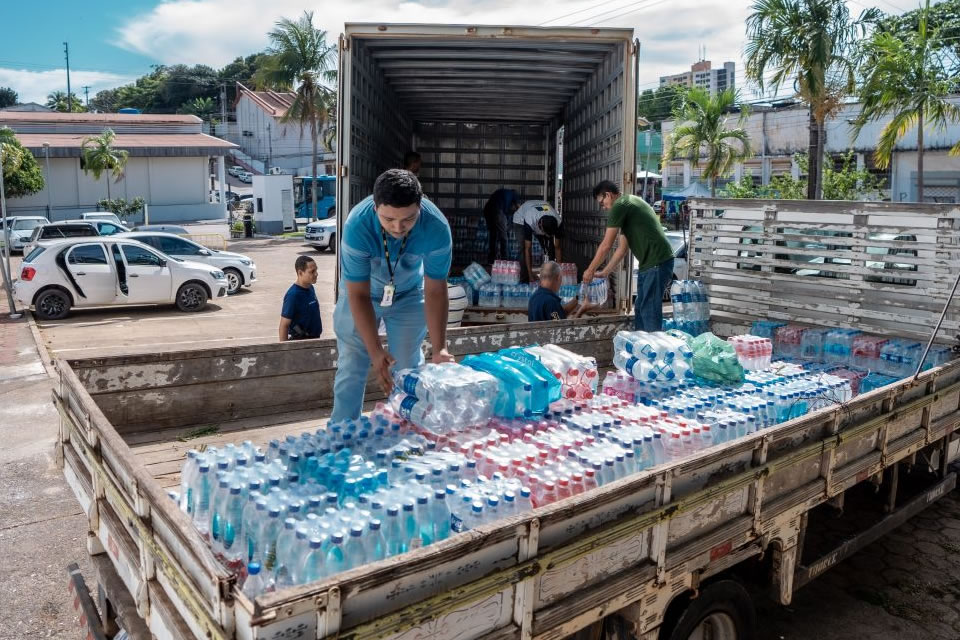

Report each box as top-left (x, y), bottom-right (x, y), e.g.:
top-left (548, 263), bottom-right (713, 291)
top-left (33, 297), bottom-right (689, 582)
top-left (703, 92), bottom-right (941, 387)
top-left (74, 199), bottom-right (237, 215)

top-left (13, 219), bottom-right (44, 231)
top-left (97, 223), bottom-right (122, 235)
top-left (42, 225), bottom-right (96, 239)
top-left (156, 236), bottom-right (202, 256)
top-left (68, 244), bottom-right (108, 265)
top-left (23, 246), bottom-right (46, 263)
top-left (321, 180), bottom-right (336, 198)
top-left (122, 244), bottom-right (164, 266)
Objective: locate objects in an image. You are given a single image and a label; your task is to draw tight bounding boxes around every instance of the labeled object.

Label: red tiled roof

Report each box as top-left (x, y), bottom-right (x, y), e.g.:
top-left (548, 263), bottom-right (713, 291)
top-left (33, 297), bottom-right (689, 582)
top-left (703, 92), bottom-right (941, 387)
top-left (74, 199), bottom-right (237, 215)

top-left (237, 84), bottom-right (296, 118)
top-left (15, 132), bottom-right (235, 149)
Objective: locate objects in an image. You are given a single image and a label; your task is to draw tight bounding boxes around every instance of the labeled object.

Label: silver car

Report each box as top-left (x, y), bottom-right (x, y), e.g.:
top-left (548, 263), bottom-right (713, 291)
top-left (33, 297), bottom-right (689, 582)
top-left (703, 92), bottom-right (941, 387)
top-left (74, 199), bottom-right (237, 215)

top-left (1, 216), bottom-right (50, 253)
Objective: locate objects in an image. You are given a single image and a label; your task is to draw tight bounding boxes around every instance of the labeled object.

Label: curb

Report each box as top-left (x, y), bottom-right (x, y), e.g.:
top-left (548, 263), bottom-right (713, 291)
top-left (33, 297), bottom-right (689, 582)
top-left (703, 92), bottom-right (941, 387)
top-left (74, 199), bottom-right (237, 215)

top-left (23, 309), bottom-right (57, 379)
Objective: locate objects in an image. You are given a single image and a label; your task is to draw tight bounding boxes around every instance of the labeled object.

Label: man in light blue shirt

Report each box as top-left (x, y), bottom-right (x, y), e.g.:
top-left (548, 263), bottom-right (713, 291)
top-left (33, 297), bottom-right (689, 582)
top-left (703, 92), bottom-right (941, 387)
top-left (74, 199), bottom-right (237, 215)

top-left (332, 169), bottom-right (454, 421)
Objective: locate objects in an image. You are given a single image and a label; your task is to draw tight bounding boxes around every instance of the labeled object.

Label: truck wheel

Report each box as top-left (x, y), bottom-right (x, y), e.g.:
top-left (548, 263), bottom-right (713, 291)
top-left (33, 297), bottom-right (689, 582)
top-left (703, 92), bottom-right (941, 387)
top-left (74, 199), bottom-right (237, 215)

top-left (176, 283), bottom-right (209, 312)
top-left (223, 268), bottom-right (243, 295)
top-left (327, 233), bottom-right (337, 253)
top-left (34, 288), bottom-right (71, 320)
top-left (661, 580), bottom-right (756, 640)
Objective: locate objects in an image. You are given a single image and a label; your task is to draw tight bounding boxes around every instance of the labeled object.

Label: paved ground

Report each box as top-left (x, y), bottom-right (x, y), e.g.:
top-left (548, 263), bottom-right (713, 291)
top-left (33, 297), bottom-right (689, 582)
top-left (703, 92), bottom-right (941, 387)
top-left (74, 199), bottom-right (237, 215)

top-left (26, 224), bottom-right (337, 359)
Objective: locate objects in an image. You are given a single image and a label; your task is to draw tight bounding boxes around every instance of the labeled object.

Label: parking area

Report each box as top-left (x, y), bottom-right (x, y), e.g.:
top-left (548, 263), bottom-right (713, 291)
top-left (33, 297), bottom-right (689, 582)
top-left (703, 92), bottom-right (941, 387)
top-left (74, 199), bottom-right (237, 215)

top-left (17, 223), bottom-right (337, 359)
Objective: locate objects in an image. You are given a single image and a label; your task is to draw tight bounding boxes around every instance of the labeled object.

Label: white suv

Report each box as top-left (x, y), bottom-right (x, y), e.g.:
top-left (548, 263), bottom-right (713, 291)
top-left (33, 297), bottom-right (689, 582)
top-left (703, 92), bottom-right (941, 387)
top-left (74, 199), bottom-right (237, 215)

top-left (304, 217), bottom-right (337, 252)
top-left (14, 237), bottom-right (229, 320)
top-left (118, 232), bottom-right (256, 295)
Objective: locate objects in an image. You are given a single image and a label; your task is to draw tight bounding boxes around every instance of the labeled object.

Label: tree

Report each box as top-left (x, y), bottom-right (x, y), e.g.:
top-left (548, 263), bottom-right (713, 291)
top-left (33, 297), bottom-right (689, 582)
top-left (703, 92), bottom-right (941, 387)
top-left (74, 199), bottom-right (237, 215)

top-left (0, 87), bottom-right (18, 109)
top-left (664, 87), bottom-right (752, 197)
top-left (46, 90), bottom-right (85, 112)
top-left (637, 85), bottom-right (687, 130)
top-left (881, 0), bottom-right (960, 77)
top-left (157, 64), bottom-right (219, 113)
top-left (179, 96), bottom-right (216, 120)
top-left (255, 11), bottom-right (337, 220)
top-left (855, 0), bottom-right (960, 203)
top-left (97, 197), bottom-right (145, 221)
top-left (0, 127), bottom-right (44, 199)
top-left (745, 0), bottom-right (880, 200)
top-left (81, 129), bottom-right (129, 200)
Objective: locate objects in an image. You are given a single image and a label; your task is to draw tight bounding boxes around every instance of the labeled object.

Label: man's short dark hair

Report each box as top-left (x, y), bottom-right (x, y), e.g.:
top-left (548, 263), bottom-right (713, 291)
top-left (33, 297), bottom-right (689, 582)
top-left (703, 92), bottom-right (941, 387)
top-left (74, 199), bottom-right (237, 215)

top-left (295, 255), bottom-right (316, 274)
top-left (593, 180), bottom-right (622, 199)
top-left (540, 215), bottom-right (559, 236)
top-left (403, 151), bottom-right (421, 168)
top-left (374, 169), bottom-right (423, 208)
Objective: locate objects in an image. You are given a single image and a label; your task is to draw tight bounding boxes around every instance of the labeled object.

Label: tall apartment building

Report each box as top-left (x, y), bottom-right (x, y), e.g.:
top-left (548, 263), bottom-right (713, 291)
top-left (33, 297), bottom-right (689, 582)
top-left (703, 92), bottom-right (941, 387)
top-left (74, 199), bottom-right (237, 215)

top-left (659, 60), bottom-right (735, 96)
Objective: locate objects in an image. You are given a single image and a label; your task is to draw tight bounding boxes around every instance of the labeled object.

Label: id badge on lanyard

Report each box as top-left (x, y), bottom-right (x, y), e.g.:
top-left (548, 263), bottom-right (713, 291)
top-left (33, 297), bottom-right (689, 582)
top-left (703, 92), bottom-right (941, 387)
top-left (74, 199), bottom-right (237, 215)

top-left (380, 229), bottom-right (407, 308)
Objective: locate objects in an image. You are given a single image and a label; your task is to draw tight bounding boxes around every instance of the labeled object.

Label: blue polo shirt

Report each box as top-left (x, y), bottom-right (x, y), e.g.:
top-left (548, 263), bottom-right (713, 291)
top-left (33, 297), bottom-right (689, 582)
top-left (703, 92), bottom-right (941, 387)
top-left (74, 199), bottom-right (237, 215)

top-left (281, 284), bottom-right (323, 338)
top-left (528, 286), bottom-right (566, 322)
top-left (340, 196), bottom-right (452, 298)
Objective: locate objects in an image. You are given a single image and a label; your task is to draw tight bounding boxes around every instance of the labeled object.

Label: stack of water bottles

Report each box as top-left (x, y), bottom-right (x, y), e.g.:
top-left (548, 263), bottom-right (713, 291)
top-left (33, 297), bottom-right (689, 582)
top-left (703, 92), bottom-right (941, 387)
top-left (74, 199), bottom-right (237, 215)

top-left (448, 276), bottom-right (475, 307)
top-left (478, 282), bottom-right (502, 308)
top-left (773, 326), bottom-right (806, 359)
top-left (502, 283), bottom-right (537, 309)
top-left (559, 284), bottom-right (580, 305)
top-left (667, 280), bottom-right (710, 336)
top-left (727, 335), bottom-right (773, 371)
top-left (463, 262), bottom-right (491, 290)
top-left (824, 329), bottom-right (862, 365)
top-left (388, 363), bottom-right (500, 431)
top-left (580, 278), bottom-right (609, 306)
top-left (559, 263), bottom-right (578, 286)
top-left (525, 344), bottom-right (599, 400)
top-left (612, 330), bottom-right (695, 383)
top-left (851, 335), bottom-right (889, 370)
top-left (463, 347), bottom-right (562, 418)
top-left (491, 260), bottom-right (521, 285)
top-left (749, 320), bottom-right (787, 340)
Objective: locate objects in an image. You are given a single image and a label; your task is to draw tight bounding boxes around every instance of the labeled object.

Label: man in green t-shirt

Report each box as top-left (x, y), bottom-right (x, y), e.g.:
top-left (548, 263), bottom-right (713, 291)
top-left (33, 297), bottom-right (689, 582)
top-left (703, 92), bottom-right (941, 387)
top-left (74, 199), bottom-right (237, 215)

top-left (583, 180), bottom-right (674, 330)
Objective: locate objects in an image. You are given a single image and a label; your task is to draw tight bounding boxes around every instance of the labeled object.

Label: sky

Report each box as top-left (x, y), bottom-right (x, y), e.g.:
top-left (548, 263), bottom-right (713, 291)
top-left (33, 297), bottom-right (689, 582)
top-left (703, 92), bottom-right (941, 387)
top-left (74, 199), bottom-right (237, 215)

top-left (1, 0), bottom-right (910, 106)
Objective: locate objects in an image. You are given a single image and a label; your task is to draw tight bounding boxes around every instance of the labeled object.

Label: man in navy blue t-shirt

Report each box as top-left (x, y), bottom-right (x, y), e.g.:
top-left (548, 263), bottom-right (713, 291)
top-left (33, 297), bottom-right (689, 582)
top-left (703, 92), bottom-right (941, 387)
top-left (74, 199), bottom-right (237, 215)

top-left (279, 256), bottom-right (323, 341)
top-left (528, 261), bottom-right (580, 322)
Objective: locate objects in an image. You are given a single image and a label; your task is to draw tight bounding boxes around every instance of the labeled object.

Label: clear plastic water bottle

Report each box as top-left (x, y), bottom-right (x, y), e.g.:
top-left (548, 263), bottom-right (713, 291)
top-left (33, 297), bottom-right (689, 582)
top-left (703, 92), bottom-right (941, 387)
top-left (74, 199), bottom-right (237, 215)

top-left (428, 488), bottom-right (451, 544)
top-left (384, 506), bottom-right (405, 556)
top-left (272, 517), bottom-right (300, 588)
top-left (365, 519), bottom-right (386, 562)
top-left (300, 537), bottom-right (326, 583)
top-left (344, 524), bottom-right (367, 570)
top-left (192, 463), bottom-right (213, 535)
top-left (221, 484), bottom-right (246, 566)
top-left (241, 562), bottom-right (266, 599)
top-left (257, 507), bottom-right (283, 572)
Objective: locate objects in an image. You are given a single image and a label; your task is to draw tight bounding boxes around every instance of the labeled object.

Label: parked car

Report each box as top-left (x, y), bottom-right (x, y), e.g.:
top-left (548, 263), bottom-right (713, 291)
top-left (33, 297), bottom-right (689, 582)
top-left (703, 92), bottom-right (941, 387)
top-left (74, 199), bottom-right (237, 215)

top-left (13, 237), bottom-right (229, 320)
top-left (131, 224), bottom-right (189, 235)
top-left (632, 230), bottom-right (688, 301)
top-left (65, 219), bottom-right (130, 236)
top-left (228, 165), bottom-right (245, 177)
top-left (119, 231), bottom-right (256, 295)
top-left (237, 172), bottom-right (253, 184)
top-left (304, 216), bottom-right (337, 252)
top-left (1, 215), bottom-right (49, 253)
top-left (79, 212), bottom-right (124, 226)
top-left (23, 221), bottom-right (100, 256)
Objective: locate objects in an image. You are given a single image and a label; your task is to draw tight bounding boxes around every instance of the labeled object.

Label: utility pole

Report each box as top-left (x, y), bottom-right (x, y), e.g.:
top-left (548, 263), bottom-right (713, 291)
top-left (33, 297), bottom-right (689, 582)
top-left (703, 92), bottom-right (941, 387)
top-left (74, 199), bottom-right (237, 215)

top-left (220, 83), bottom-right (227, 131)
top-left (82, 85), bottom-right (90, 108)
top-left (63, 42), bottom-right (73, 112)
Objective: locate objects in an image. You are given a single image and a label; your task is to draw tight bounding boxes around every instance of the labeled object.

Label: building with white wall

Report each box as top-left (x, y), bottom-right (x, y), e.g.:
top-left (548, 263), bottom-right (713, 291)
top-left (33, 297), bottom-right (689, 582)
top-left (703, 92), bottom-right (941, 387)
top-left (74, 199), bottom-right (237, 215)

top-left (3, 112), bottom-right (236, 222)
top-left (234, 84), bottom-right (334, 176)
top-left (661, 97), bottom-right (960, 203)
top-left (659, 60), bottom-right (736, 96)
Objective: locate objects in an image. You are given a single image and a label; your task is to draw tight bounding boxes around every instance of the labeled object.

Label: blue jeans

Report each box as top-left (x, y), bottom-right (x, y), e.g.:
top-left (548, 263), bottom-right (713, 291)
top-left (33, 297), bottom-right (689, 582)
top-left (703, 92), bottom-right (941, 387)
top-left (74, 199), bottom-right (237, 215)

top-left (634, 258), bottom-right (674, 331)
top-left (331, 287), bottom-right (426, 421)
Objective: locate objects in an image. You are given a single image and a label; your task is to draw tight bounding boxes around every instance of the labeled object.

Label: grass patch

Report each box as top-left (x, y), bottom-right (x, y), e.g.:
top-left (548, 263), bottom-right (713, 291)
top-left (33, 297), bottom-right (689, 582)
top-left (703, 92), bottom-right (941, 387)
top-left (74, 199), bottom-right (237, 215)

top-left (283, 231), bottom-right (305, 238)
top-left (177, 426), bottom-right (220, 442)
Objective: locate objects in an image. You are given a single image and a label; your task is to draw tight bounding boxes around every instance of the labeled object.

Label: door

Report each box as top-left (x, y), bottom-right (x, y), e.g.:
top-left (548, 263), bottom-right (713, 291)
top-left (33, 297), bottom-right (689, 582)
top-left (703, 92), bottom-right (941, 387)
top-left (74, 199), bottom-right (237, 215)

top-left (152, 235), bottom-right (208, 263)
top-left (120, 244), bottom-right (172, 303)
top-left (64, 243), bottom-right (116, 305)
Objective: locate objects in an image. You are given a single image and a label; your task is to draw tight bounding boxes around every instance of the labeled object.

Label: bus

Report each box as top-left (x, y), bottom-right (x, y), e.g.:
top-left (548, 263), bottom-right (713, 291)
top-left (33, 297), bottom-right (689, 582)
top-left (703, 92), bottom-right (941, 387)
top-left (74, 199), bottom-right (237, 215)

top-left (294, 175), bottom-right (336, 220)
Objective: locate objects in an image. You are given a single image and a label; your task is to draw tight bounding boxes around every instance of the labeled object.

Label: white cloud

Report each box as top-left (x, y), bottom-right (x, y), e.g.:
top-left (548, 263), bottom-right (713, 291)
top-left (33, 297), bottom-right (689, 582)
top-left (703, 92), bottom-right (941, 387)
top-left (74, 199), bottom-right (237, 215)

top-left (0, 68), bottom-right (137, 105)
top-left (112, 0), bottom-right (893, 100)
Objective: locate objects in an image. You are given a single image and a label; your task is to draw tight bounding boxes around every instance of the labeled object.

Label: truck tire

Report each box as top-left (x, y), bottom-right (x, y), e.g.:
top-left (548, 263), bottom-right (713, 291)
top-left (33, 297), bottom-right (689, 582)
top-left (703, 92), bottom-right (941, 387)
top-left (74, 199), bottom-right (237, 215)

top-left (660, 580), bottom-right (756, 640)
top-left (34, 288), bottom-right (72, 320)
top-left (327, 233), bottom-right (337, 253)
top-left (176, 282), bottom-right (209, 312)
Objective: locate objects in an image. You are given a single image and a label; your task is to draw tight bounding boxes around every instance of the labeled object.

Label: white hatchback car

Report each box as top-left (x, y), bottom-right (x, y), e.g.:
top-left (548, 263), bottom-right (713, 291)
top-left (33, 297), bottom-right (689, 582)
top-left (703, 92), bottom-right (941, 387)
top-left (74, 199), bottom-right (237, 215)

top-left (14, 237), bottom-right (229, 320)
top-left (119, 231), bottom-right (257, 295)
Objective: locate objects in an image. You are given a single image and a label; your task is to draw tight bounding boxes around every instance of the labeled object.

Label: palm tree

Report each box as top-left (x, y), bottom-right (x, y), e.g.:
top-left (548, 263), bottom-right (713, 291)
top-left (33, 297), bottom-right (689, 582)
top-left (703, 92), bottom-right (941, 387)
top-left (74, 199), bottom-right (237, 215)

top-left (854, 0), bottom-right (960, 203)
top-left (255, 11), bottom-right (337, 221)
top-left (80, 129), bottom-right (129, 200)
top-left (180, 96), bottom-right (216, 120)
top-left (664, 88), bottom-right (753, 197)
top-left (745, 0), bottom-right (880, 200)
top-left (46, 90), bottom-right (83, 112)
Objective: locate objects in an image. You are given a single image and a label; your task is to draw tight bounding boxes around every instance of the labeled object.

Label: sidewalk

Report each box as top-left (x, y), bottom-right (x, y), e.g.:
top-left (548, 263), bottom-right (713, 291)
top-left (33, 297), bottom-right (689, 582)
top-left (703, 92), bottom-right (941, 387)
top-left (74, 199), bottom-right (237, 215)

top-left (0, 296), bottom-right (90, 640)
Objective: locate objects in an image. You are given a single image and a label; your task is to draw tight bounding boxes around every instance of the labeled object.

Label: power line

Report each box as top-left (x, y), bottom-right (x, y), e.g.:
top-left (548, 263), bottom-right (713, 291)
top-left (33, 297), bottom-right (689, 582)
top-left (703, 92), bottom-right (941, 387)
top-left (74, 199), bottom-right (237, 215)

top-left (538, 0), bottom-right (626, 25)
top-left (580, 0), bottom-right (671, 25)
top-left (569, 0), bottom-right (665, 26)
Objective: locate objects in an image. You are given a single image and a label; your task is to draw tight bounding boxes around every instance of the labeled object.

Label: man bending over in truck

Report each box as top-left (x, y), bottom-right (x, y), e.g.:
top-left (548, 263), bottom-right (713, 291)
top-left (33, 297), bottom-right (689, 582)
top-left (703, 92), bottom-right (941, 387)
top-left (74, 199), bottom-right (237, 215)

top-left (331, 169), bottom-right (455, 421)
top-left (279, 256), bottom-right (323, 341)
top-left (482, 188), bottom-right (521, 265)
top-left (513, 198), bottom-right (564, 283)
top-left (583, 180), bottom-right (674, 331)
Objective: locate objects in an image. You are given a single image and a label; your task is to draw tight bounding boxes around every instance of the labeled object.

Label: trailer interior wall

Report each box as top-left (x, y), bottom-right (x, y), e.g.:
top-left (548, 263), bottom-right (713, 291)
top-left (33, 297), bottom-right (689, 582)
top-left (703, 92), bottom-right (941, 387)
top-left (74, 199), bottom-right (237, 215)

top-left (338, 26), bottom-right (636, 287)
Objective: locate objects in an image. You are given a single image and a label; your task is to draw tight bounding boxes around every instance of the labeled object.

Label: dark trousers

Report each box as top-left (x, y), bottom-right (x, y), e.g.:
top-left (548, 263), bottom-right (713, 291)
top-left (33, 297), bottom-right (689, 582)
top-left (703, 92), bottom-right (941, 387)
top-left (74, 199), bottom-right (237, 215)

top-left (483, 204), bottom-right (509, 264)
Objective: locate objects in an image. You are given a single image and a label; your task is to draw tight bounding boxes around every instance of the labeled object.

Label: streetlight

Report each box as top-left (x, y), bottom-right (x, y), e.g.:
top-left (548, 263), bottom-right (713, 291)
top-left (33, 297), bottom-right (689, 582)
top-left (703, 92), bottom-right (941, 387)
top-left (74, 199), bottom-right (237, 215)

top-left (42, 142), bottom-right (52, 220)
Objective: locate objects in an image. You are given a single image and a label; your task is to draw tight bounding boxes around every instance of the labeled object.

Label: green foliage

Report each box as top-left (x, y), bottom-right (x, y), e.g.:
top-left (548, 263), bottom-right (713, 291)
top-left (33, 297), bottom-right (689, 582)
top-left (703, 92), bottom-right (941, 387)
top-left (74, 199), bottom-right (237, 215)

top-left (179, 96), bottom-right (216, 118)
top-left (637, 85), bottom-right (687, 130)
top-left (665, 87), bottom-right (752, 196)
top-left (0, 128), bottom-right (44, 199)
top-left (96, 197), bottom-right (145, 219)
top-left (0, 87), bottom-right (17, 109)
top-left (855, 0), bottom-right (960, 173)
top-left (81, 129), bottom-right (129, 200)
top-left (880, 0), bottom-right (960, 76)
top-left (46, 90), bottom-right (85, 112)
top-left (721, 151), bottom-right (885, 200)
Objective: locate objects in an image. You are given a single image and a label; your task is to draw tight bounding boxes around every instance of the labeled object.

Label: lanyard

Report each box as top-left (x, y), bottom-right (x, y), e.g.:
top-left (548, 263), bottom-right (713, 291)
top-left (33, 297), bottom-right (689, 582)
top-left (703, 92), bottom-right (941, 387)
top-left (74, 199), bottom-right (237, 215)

top-left (381, 228), bottom-right (408, 284)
